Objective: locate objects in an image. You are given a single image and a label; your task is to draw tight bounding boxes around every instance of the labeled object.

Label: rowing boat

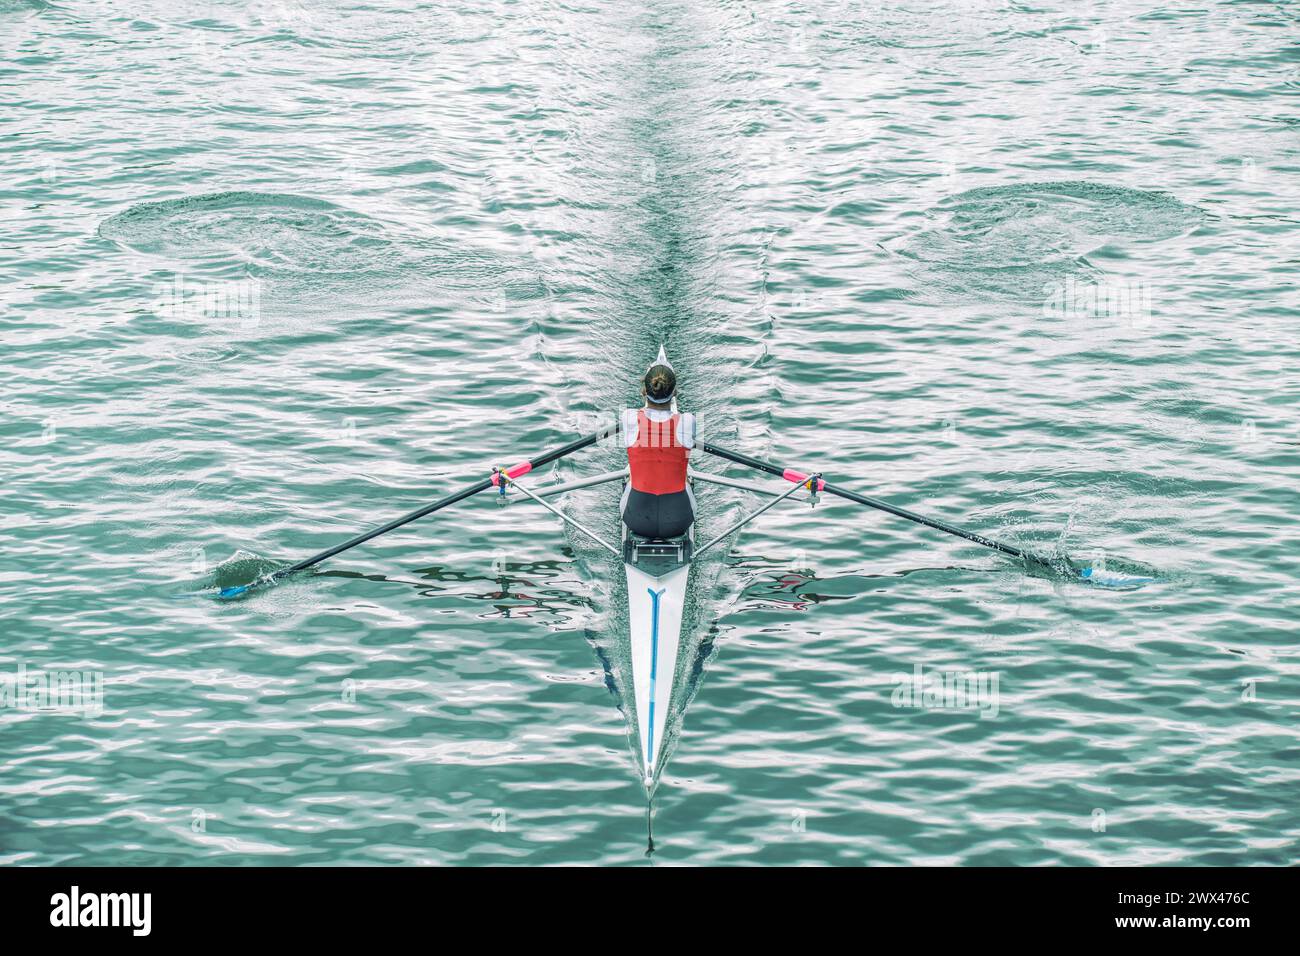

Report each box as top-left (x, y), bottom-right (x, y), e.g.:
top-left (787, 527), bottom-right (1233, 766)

top-left (622, 346), bottom-right (692, 784)
top-left (559, 347), bottom-right (810, 786)
top-left (490, 346), bottom-right (705, 785)
top-left (219, 347), bottom-right (1145, 790)
top-left (459, 346), bottom-right (814, 787)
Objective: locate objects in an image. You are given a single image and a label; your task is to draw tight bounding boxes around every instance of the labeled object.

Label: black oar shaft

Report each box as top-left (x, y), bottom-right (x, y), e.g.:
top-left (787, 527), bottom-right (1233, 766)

top-left (275, 427), bottom-right (612, 579)
top-left (699, 441), bottom-right (1025, 560)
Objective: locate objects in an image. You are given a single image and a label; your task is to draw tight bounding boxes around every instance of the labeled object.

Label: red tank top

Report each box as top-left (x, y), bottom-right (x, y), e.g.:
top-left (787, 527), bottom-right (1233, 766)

top-left (627, 409), bottom-right (688, 494)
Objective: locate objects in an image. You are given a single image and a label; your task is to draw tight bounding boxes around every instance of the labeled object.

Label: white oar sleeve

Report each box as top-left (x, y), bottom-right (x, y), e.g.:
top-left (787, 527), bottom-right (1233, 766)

top-left (678, 412), bottom-right (696, 449)
top-left (622, 408), bottom-right (640, 447)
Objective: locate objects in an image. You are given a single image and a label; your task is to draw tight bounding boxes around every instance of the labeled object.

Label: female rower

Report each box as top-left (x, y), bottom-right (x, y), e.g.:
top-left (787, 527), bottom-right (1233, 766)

top-left (622, 348), bottom-right (696, 540)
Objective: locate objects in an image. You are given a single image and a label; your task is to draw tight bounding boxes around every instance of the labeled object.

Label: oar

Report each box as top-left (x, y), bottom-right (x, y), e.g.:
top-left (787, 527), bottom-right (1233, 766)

top-left (218, 426), bottom-right (614, 598)
top-left (702, 441), bottom-right (1162, 586)
top-left (699, 440), bottom-right (1048, 566)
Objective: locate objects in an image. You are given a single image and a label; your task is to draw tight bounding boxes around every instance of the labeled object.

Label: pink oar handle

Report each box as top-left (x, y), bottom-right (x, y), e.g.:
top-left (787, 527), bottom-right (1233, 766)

top-left (491, 461), bottom-right (533, 486)
top-left (783, 468), bottom-right (826, 492)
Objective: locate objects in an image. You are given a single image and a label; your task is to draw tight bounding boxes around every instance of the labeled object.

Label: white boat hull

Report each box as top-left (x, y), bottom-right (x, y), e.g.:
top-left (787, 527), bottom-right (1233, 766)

top-left (626, 561), bottom-right (690, 786)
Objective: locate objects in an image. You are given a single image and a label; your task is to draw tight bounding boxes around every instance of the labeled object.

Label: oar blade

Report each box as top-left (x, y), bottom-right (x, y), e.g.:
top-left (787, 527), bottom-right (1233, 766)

top-left (1077, 566), bottom-right (1160, 589)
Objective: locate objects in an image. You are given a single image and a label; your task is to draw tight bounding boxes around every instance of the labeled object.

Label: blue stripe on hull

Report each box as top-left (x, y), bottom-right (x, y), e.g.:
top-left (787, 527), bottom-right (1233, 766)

top-left (646, 587), bottom-right (666, 767)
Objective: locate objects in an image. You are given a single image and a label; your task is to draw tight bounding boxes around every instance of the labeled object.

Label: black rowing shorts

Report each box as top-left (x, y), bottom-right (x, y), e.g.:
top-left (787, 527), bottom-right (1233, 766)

top-left (623, 489), bottom-right (694, 539)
